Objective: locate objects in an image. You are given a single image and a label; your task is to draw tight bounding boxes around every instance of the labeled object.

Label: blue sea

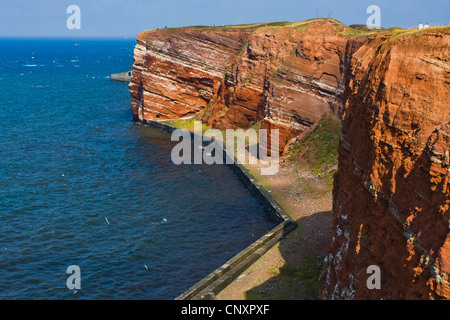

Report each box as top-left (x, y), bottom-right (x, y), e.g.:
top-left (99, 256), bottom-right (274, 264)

top-left (0, 38), bottom-right (275, 299)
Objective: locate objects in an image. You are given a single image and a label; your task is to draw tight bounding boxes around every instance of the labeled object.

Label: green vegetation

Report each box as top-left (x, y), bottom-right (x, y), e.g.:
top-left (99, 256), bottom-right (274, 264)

top-left (349, 24), bottom-right (383, 32)
top-left (248, 119), bottom-right (263, 132)
top-left (287, 112), bottom-right (341, 187)
top-left (243, 253), bottom-right (324, 300)
top-left (163, 117), bottom-right (211, 132)
top-left (347, 24), bottom-right (403, 34)
top-left (196, 103), bottom-right (214, 122)
top-left (153, 21), bottom-right (290, 33)
top-left (386, 25), bottom-right (450, 42)
top-left (280, 254), bottom-right (323, 299)
top-left (346, 23), bottom-right (450, 42)
top-left (145, 18), bottom-right (450, 45)
top-left (150, 18), bottom-right (374, 35)
top-left (237, 40), bottom-right (249, 57)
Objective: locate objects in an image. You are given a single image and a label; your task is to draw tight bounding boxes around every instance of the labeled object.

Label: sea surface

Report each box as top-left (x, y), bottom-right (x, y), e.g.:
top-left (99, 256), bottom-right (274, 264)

top-left (0, 38), bottom-right (275, 299)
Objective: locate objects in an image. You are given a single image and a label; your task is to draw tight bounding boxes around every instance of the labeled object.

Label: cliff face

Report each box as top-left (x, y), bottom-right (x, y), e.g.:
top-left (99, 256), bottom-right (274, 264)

top-left (129, 28), bottom-right (251, 121)
top-left (129, 20), bottom-right (364, 152)
top-left (321, 30), bottom-right (450, 300)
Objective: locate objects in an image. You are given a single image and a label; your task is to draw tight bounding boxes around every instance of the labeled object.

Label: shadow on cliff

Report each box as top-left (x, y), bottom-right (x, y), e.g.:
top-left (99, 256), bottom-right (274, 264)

top-left (243, 210), bottom-right (333, 300)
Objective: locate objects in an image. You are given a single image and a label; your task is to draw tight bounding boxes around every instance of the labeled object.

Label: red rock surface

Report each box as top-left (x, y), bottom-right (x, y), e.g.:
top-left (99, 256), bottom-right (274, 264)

top-left (129, 28), bottom-right (251, 121)
top-left (129, 20), bottom-right (364, 153)
top-left (321, 30), bottom-right (450, 300)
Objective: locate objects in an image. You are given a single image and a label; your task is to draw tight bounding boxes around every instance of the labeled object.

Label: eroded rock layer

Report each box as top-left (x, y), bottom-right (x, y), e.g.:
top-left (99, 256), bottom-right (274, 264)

top-left (129, 28), bottom-right (251, 121)
top-left (321, 30), bottom-right (450, 300)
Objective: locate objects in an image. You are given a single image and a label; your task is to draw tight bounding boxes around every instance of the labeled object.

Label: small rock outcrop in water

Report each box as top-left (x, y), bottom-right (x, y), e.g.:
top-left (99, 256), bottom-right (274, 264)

top-left (129, 20), bottom-right (450, 299)
top-left (111, 71), bottom-right (133, 83)
top-left (129, 20), bottom-right (364, 153)
top-left (321, 30), bottom-right (450, 300)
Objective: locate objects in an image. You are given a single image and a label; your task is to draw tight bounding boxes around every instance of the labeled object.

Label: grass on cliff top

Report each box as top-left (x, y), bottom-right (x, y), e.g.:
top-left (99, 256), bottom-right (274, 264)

top-left (386, 25), bottom-right (450, 42)
top-left (155, 21), bottom-right (290, 32)
top-left (346, 24), bottom-right (450, 41)
top-left (149, 18), bottom-right (404, 36)
top-left (286, 112), bottom-right (341, 187)
top-left (147, 18), bottom-right (445, 44)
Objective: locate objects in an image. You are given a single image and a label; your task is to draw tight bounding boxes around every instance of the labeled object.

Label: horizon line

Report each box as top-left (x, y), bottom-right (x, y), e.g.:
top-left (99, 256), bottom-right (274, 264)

top-left (0, 35), bottom-right (138, 40)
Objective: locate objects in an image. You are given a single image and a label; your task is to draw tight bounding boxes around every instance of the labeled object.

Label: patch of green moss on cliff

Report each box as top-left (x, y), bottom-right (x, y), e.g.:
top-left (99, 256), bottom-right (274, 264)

top-left (163, 117), bottom-right (211, 133)
top-left (287, 112), bottom-right (341, 187)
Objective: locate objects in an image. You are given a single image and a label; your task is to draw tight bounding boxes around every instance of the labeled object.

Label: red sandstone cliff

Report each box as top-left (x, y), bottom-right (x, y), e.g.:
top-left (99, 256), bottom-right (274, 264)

top-left (129, 20), bottom-right (364, 152)
top-left (321, 29), bottom-right (450, 300)
top-left (129, 21), bottom-right (450, 299)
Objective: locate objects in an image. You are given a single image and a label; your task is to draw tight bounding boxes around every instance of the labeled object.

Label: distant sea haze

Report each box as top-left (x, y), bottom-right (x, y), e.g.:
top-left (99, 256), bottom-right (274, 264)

top-left (0, 39), bottom-right (274, 299)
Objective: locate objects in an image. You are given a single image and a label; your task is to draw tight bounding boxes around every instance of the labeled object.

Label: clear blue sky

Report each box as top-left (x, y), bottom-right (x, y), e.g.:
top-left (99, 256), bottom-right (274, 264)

top-left (0, 0), bottom-right (449, 38)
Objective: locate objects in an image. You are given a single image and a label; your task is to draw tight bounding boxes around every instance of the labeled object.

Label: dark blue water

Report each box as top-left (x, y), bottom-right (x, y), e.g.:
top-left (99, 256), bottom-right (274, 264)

top-left (0, 39), bottom-right (275, 299)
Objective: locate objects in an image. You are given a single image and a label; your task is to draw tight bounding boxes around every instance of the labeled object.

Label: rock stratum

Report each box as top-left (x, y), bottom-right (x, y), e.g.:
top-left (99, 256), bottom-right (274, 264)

top-left (129, 20), bottom-right (364, 153)
top-left (129, 20), bottom-right (450, 299)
